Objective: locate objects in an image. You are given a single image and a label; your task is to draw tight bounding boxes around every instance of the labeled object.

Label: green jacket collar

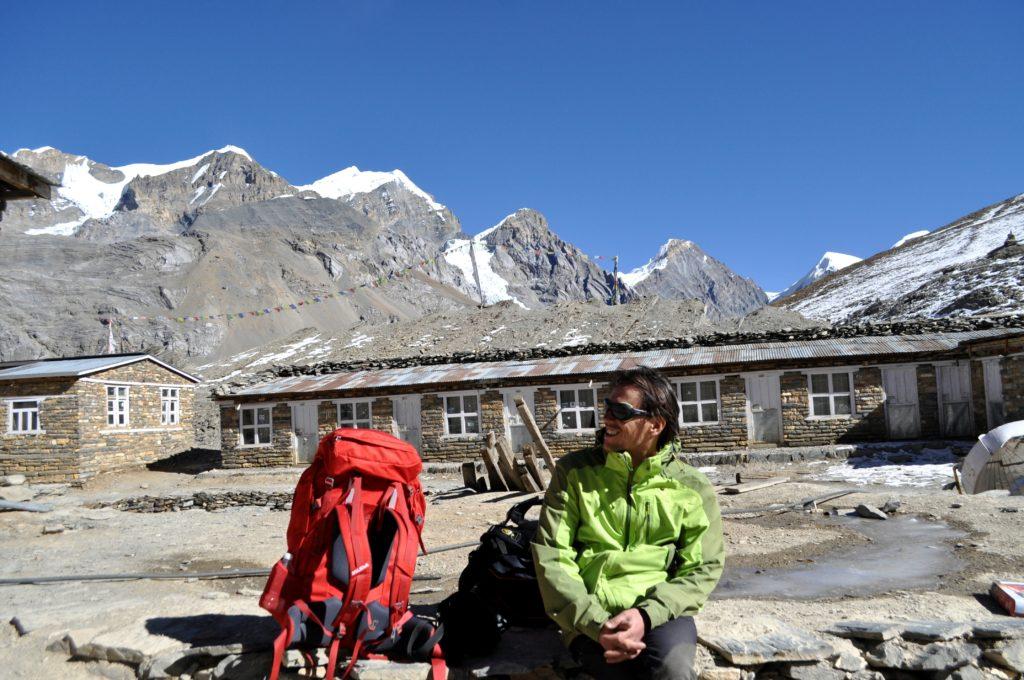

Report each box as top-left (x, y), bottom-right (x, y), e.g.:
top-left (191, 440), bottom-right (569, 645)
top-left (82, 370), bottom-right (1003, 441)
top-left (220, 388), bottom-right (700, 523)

top-left (602, 439), bottom-right (679, 483)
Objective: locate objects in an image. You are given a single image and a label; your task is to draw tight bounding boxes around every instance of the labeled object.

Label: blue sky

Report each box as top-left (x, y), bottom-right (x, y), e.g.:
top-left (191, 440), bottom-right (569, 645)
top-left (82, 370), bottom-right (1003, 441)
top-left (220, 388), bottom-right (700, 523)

top-left (4, 1), bottom-right (1022, 291)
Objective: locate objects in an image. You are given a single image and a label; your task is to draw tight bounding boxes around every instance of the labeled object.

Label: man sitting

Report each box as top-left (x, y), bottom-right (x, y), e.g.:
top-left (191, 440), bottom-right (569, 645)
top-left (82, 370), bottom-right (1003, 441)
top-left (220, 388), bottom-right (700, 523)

top-left (532, 367), bottom-right (725, 679)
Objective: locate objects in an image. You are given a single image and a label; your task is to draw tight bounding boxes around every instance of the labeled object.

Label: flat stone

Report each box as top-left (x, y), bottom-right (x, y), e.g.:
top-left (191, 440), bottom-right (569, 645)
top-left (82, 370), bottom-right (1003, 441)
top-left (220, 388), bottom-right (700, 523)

top-left (208, 651), bottom-right (276, 679)
top-left (937, 667), bottom-right (988, 680)
top-left (0, 474), bottom-right (27, 486)
top-left (984, 640), bottom-right (1024, 673)
top-left (848, 672), bottom-right (885, 680)
top-left (0, 487), bottom-right (34, 503)
top-left (899, 621), bottom-right (972, 642)
top-left (855, 504), bottom-right (888, 520)
top-left (351, 658), bottom-right (432, 679)
top-left (784, 660), bottom-right (845, 680)
top-left (700, 625), bottom-right (834, 665)
top-left (699, 668), bottom-right (743, 680)
top-left (76, 625), bottom-right (184, 666)
top-left (42, 524), bottom-right (65, 534)
top-left (833, 651), bottom-right (867, 672)
top-left (864, 640), bottom-right (981, 672)
top-left (971, 620), bottom-right (1024, 640)
top-left (826, 621), bottom-right (901, 641)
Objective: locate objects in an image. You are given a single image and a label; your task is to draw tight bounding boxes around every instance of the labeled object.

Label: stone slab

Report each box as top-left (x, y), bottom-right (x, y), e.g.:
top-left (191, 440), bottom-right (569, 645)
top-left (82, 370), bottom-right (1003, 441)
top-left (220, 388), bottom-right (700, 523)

top-left (826, 621), bottom-right (901, 641)
top-left (864, 640), bottom-right (981, 672)
top-left (899, 621), bottom-right (972, 642)
top-left (971, 620), bottom-right (1024, 640)
top-left (854, 504), bottom-right (888, 521)
top-left (784, 659), bottom-right (846, 680)
top-left (700, 625), bottom-right (834, 666)
top-left (984, 640), bottom-right (1024, 674)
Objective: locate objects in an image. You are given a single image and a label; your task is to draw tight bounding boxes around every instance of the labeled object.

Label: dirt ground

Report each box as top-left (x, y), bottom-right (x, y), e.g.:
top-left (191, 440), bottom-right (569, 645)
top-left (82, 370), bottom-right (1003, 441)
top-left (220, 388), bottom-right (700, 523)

top-left (1, 453), bottom-right (1021, 678)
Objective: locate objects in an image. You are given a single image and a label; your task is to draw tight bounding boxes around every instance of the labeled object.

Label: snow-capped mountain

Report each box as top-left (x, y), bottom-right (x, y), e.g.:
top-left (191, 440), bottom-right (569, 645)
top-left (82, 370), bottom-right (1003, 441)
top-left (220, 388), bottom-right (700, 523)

top-left (443, 209), bottom-right (624, 308)
top-left (780, 193), bottom-right (1024, 322)
top-left (621, 239), bottom-right (766, 318)
top-left (770, 251), bottom-right (862, 302)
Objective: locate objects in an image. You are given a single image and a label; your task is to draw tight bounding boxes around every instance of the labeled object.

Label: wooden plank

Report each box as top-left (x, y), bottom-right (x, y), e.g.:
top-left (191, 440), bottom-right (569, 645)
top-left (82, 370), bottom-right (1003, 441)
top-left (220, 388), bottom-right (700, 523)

top-left (522, 445), bottom-right (549, 490)
top-left (514, 396), bottom-right (557, 472)
top-left (516, 462), bottom-right (542, 493)
top-left (494, 434), bottom-right (527, 492)
top-left (721, 477), bottom-right (790, 495)
top-left (461, 461), bottom-right (486, 491)
top-left (0, 156), bottom-right (52, 199)
top-left (483, 432), bottom-right (510, 491)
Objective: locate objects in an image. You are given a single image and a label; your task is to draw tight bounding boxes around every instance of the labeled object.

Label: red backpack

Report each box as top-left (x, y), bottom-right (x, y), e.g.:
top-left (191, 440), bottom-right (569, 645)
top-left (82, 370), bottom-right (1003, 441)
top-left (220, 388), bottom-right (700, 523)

top-left (259, 428), bottom-right (445, 680)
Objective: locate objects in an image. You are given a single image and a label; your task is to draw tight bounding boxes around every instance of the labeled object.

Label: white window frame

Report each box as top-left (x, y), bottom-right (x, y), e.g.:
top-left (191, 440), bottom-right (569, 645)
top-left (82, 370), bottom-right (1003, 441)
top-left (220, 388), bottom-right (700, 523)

top-left (239, 404), bottom-right (273, 447)
top-left (806, 370), bottom-right (855, 419)
top-left (556, 385), bottom-right (599, 433)
top-left (336, 399), bottom-right (373, 429)
top-left (7, 398), bottom-right (43, 434)
top-left (674, 378), bottom-right (721, 426)
top-left (160, 387), bottom-right (180, 425)
top-left (106, 385), bottom-right (130, 427)
top-left (442, 392), bottom-right (482, 437)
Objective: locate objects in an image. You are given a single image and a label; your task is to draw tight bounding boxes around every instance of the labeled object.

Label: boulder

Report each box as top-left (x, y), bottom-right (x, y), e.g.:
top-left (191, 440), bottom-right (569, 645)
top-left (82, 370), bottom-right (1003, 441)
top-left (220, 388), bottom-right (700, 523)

top-left (864, 640), bottom-right (981, 672)
top-left (854, 504), bottom-right (888, 520)
top-left (984, 639), bottom-right (1024, 674)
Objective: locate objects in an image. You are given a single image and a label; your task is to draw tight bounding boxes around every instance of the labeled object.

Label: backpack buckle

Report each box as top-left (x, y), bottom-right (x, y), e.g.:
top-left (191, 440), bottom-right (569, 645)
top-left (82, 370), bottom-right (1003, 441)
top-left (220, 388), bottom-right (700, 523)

top-left (324, 476), bottom-right (334, 489)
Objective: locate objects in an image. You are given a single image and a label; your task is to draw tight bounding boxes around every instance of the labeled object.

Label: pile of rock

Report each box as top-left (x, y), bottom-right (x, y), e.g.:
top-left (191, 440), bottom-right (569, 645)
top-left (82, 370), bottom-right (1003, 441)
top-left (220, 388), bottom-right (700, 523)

top-left (96, 491), bottom-right (292, 513)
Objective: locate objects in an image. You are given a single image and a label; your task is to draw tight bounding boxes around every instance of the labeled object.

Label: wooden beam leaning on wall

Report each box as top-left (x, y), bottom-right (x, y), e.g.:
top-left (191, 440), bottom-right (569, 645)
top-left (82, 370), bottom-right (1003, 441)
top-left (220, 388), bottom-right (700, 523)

top-left (494, 434), bottom-right (528, 492)
top-left (513, 396), bottom-right (557, 472)
top-left (522, 444), bottom-right (549, 490)
top-left (482, 432), bottom-right (511, 491)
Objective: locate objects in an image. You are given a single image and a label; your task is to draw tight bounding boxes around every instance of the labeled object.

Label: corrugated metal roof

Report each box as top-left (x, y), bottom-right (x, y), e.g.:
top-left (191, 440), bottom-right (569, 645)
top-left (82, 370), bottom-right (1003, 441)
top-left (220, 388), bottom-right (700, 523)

top-left (0, 355), bottom-right (200, 383)
top-left (228, 329), bottom-right (1018, 398)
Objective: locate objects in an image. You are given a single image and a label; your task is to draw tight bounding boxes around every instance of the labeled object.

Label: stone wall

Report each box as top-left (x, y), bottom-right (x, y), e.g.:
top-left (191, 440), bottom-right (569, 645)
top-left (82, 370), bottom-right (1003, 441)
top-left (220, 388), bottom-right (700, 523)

top-left (676, 375), bottom-right (748, 453)
top-left (419, 390), bottom-right (505, 461)
top-left (781, 367), bottom-right (886, 446)
top-left (0, 377), bottom-right (82, 482)
top-left (1003, 354), bottom-right (1024, 422)
top-left (532, 386), bottom-right (606, 458)
top-left (76, 361), bottom-right (195, 478)
top-left (915, 364), bottom-right (941, 439)
top-left (969, 359), bottom-right (988, 433)
top-left (220, 402), bottom-right (294, 467)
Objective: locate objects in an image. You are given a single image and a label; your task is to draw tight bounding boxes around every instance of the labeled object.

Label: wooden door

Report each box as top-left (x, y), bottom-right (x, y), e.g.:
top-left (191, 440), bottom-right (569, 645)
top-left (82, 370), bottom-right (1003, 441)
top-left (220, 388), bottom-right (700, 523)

top-left (745, 374), bottom-right (782, 444)
top-left (882, 366), bottom-right (921, 439)
top-left (291, 402), bottom-right (319, 464)
top-left (937, 363), bottom-right (973, 437)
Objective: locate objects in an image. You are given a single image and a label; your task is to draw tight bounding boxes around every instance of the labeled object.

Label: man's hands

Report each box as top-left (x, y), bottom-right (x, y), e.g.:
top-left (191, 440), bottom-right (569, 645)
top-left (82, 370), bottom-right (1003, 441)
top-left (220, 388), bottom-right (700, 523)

top-left (598, 608), bottom-right (646, 663)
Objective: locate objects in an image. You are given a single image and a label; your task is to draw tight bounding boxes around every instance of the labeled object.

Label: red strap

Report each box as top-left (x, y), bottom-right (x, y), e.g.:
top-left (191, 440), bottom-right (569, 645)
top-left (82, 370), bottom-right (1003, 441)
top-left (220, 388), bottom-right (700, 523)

top-left (430, 643), bottom-right (447, 680)
top-left (267, 615), bottom-right (293, 680)
top-left (325, 634), bottom-right (342, 680)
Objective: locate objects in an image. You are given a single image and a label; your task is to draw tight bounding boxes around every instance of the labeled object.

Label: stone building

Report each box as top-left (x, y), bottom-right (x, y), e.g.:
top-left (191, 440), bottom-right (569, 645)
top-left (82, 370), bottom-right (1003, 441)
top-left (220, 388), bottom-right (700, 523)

top-left (0, 354), bottom-right (199, 482)
top-left (216, 328), bottom-right (1024, 467)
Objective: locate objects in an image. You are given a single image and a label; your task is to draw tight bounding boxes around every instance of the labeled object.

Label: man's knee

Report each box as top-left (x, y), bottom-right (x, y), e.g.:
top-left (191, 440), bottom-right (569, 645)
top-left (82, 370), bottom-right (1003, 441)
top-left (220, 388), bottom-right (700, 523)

top-left (642, 616), bottom-right (698, 680)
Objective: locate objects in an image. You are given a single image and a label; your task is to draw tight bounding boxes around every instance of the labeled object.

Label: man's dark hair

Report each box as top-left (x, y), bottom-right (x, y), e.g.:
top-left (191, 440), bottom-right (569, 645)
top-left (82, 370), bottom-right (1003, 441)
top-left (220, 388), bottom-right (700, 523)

top-left (608, 366), bottom-right (680, 449)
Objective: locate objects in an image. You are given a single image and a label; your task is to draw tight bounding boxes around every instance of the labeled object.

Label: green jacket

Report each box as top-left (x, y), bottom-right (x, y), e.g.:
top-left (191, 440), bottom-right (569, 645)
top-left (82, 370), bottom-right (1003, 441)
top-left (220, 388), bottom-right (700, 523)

top-left (531, 439), bottom-right (725, 644)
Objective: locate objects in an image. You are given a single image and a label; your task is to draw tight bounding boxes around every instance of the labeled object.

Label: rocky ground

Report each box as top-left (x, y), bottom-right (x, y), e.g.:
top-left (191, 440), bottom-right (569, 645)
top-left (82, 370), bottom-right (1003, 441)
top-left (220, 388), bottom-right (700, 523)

top-left (1, 446), bottom-right (1022, 679)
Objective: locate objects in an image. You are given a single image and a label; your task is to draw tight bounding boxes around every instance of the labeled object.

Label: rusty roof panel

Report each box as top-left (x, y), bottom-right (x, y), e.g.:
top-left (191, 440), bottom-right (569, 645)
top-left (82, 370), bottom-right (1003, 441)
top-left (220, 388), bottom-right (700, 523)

top-left (227, 329), bottom-right (1018, 398)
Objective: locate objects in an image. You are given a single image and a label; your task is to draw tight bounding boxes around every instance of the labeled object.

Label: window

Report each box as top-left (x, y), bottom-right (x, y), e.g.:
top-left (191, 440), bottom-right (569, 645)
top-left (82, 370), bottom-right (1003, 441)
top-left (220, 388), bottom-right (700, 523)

top-left (9, 400), bottom-right (42, 434)
top-left (443, 394), bottom-right (480, 436)
top-left (106, 386), bottom-right (129, 426)
top-left (240, 405), bottom-right (273, 446)
top-left (558, 387), bottom-right (597, 431)
top-left (338, 400), bottom-right (372, 429)
top-left (161, 388), bottom-right (180, 425)
top-left (808, 372), bottom-right (854, 417)
top-left (677, 379), bottom-right (720, 425)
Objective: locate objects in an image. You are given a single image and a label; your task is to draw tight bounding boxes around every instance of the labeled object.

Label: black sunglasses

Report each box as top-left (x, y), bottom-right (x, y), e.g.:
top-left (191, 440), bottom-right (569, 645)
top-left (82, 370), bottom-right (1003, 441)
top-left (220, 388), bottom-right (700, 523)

top-left (603, 398), bottom-right (651, 422)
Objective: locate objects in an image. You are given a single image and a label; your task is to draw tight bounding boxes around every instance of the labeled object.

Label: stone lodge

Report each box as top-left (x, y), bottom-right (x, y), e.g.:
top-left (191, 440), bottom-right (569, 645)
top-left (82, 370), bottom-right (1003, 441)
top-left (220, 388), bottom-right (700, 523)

top-left (216, 328), bottom-right (1024, 467)
top-left (0, 354), bottom-right (199, 482)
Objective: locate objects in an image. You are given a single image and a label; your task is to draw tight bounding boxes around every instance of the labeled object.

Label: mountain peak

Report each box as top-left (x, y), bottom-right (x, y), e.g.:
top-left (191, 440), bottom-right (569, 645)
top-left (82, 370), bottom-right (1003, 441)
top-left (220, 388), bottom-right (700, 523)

top-left (621, 238), bottom-right (699, 288)
top-left (773, 251), bottom-right (862, 301)
top-left (298, 166), bottom-right (444, 212)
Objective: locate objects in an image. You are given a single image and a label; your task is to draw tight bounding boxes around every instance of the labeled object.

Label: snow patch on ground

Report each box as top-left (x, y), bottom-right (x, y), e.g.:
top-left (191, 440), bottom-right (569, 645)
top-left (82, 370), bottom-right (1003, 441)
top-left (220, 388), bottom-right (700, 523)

top-left (812, 448), bottom-right (958, 488)
top-left (298, 166), bottom-right (445, 212)
top-left (892, 230), bottom-right (929, 248)
top-left (247, 335), bottom-right (322, 368)
top-left (346, 334), bottom-right (374, 348)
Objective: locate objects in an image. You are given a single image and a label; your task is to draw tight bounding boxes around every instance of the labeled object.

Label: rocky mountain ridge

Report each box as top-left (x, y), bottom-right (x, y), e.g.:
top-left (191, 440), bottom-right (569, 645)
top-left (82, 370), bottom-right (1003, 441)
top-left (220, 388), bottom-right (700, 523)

top-left (621, 239), bottom-right (767, 318)
top-left (771, 251), bottom-right (863, 302)
top-left (780, 192), bottom-right (1024, 323)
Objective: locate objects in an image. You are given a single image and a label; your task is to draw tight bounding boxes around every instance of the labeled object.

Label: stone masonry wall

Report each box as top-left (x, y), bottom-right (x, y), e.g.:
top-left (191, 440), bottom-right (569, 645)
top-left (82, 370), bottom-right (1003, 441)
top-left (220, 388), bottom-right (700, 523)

top-left (220, 402), bottom-right (294, 467)
top-left (916, 364), bottom-right (941, 439)
top-left (781, 367), bottom-right (886, 446)
top-left (419, 390), bottom-right (505, 461)
top-left (676, 375), bottom-right (748, 453)
top-left (0, 377), bottom-right (83, 482)
top-left (76, 361), bottom-right (195, 478)
top-left (1003, 354), bottom-right (1024, 422)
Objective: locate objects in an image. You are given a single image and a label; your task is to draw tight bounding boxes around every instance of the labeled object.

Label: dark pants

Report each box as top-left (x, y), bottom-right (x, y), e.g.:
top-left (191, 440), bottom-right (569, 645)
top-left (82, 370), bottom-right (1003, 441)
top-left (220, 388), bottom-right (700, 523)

top-left (570, 616), bottom-right (698, 680)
